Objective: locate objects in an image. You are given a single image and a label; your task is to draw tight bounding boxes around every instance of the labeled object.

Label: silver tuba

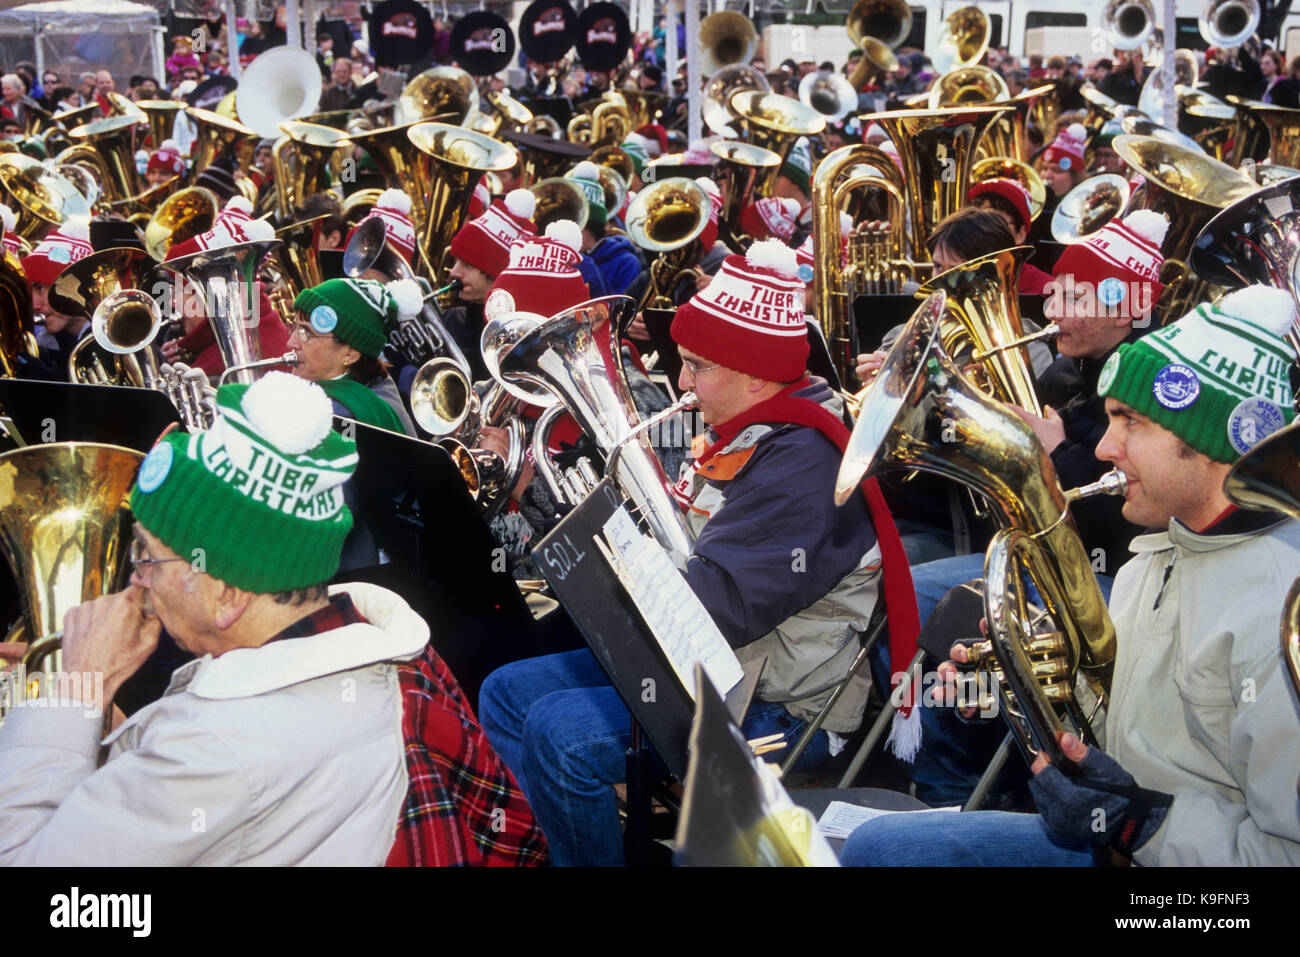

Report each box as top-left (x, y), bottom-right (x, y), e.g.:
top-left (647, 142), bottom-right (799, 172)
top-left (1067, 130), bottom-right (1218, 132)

top-left (494, 295), bottom-right (697, 560)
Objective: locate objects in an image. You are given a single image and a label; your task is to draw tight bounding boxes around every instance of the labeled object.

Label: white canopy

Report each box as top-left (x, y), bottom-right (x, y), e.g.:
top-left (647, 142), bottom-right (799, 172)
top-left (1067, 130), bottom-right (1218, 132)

top-left (0, 0), bottom-right (163, 88)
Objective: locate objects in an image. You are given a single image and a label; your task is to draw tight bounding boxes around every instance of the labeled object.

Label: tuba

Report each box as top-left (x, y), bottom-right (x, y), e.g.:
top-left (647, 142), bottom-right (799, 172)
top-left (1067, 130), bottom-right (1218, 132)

top-left (1223, 420), bottom-right (1300, 697)
top-left (58, 247), bottom-right (161, 388)
top-left (931, 5), bottom-right (991, 75)
top-left (66, 113), bottom-right (145, 205)
top-left (846, 0), bottom-right (911, 90)
top-left (699, 10), bottom-right (758, 74)
top-left (835, 293), bottom-right (1124, 768)
top-left (1103, 0), bottom-right (1156, 50)
top-left (0, 442), bottom-right (142, 724)
top-left (915, 246), bottom-right (1045, 416)
top-left (1200, 0), bottom-right (1260, 49)
top-left (625, 177), bottom-right (711, 311)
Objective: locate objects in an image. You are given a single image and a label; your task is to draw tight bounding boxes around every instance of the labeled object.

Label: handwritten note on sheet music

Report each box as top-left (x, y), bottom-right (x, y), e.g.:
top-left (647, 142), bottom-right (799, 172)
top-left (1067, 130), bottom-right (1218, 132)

top-left (599, 507), bottom-right (743, 699)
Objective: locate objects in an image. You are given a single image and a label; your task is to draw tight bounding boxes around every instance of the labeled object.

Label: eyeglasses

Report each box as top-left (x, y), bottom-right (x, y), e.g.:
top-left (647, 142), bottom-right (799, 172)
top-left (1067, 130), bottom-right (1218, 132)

top-left (290, 321), bottom-right (334, 343)
top-left (129, 538), bottom-right (189, 574)
top-left (681, 357), bottom-right (722, 377)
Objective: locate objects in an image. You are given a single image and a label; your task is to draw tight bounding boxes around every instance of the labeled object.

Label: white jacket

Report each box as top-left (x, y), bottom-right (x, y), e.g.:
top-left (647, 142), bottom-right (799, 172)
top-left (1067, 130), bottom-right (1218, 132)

top-left (1105, 516), bottom-right (1300, 866)
top-left (0, 583), bottom-right (427, 866)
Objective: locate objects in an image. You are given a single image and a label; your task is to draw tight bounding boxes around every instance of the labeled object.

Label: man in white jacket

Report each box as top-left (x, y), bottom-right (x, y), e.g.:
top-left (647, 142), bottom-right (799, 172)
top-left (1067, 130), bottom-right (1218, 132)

top-left (0, 373), bottom-right (546, 866)
top-left (841, 284), bottom-right (1300, 866)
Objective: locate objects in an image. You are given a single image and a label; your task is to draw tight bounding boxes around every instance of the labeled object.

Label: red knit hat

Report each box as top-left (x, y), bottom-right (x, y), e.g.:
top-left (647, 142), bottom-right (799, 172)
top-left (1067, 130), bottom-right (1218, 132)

top-left (147, 139), bottom-right (186, 178)
top-left (739, 196), bottom-right (800, 244)
top-left (345, 188), bottom-right (417, 269)
top-left (1053, 209), bottom-right (1168, 304)
top-left (671, 238), bottom-right (809, 382)
top-left (483, 219), bottom-right (591, 322)
top-left (969, 177), bottom-right (1032, 233)
top-left (1042, 122), bottom-right (1087, 173)
top-left (633, 123), bottom-right (668, 157)
top-left (449, 188), bottom-right (537, 279)
top-left (22, 219), bottom-right (92, 285)
top-left (794, 211), bottom-right (852, 281)
top-left (695, 176), bottom-right (721, 250)
top-left (467, 179), bottom-right (492, 219)
top-left (164, 196), bottom-right (275, 261)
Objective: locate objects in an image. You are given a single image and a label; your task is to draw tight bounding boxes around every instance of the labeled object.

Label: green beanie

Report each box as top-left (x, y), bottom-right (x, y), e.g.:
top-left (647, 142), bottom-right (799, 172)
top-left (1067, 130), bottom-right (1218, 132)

top-left (779, 137), bottom-right (812, 196)
top-left (1097, 285), bottom-right (1297, 464)
top-left (130, 372), bottom-right (359, 593)
top-left (567, 160), bottom-right (607, 227)
top-left (293, 277), bottom-right (422, 359)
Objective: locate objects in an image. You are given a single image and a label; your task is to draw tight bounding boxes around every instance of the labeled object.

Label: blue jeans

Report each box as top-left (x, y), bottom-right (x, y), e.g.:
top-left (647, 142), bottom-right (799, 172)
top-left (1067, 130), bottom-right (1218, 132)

top-left (479, 648), bottom-right (829, 867)
top-left (839, 809), bottom-right (1096, 866)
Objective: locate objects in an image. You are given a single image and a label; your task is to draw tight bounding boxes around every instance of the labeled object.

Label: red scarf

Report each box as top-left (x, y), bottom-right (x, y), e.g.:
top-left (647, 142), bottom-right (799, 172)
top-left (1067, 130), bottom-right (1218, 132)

top-left (697, 380), bottom-right (922, 712)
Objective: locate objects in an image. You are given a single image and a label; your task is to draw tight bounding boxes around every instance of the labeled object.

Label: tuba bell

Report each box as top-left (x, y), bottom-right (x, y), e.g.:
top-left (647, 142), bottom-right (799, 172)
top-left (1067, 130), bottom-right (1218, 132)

top-left (835, 293), bottom-right (1123, 769)
top-left (1200, 0), bottom-right (1260, 49)
top-left (846, 0), bottom-right (912, 90)
top-left (625, 177), bottom-right (711, 311)
top-left (1103, 0), bottom-right (1156, 50)
top-left (931, 5), bottom-right (991, 75)
top-left (0, 442), bottom-right (143, 725)
top-left (57, 247), bottom-right (161, 388)
top-left (236, 46), bottom-right (324, 140)
top-left (699, 10), bottom-right (758, 74)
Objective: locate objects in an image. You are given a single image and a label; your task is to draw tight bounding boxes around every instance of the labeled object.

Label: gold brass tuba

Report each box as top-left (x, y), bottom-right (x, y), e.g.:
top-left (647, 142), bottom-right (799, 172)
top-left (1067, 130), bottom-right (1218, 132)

top-left (0, 244), bottom-right (36, 377)
top-left (846, 0), bottom-right (911, 89)
top-left (915, 246), bottom-right (1045, 416)
top-left (66, 113), bottom-right (146, 205)
top-left (0, 442), bottom-right (142, 724)
top-left (625, 177), bottom-right (711, 311)
top-left (58, 247), bottom-right (161, 388)
top-left (862, 106), bottom-right (1008, 264)
top-left (835, 293), bottom-right (1123, 767)
top-left (1223, 419), bottom-right (1300, 697)
top-left (931, 5), bottom-right (991, 75)
top-left (699, 10), bottom-right (759, 74)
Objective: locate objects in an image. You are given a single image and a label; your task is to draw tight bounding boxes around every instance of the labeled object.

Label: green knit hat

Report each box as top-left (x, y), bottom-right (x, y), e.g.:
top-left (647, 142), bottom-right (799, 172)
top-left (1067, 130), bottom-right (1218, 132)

top-left (130, 372), bottom-right (359, 593)
top-left (779, 137), bottom-right (812, 196)
top-left (1097, 285), bottom-right (1297, 463)
top-left (567, 161), bottom-right (607, 227)
top-left (292, 277), bottom-right (423, 359)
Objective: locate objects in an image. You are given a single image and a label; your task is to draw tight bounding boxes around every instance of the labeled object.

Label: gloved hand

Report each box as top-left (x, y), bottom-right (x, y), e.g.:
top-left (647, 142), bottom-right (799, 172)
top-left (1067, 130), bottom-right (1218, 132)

top-left (1029, 731), bottom-right (1173, 864)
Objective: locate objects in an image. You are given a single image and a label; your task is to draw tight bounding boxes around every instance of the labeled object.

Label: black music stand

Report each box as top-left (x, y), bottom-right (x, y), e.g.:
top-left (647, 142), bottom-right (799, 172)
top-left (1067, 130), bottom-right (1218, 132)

top-left (331, 417), bottom-right (540, 704)
top-left (0, 380), bottom-right (180, 451)
top-left (805, 319), bottom-right (842, 391)
top-left (853, 294), bottom-right (922, 354)
top-left (535, 480), bottom-right (762, 863)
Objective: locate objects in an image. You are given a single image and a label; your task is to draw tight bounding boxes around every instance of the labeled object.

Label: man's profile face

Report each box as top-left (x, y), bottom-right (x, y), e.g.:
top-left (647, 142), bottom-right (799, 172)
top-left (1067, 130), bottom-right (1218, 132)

top-left (1043, 276), bottom-right (1130, 359)
top-left (676, 346), bottom-right (747, 427)
top-left (1095, 398), bottom-right (1205, 529)
top-left (129, 523), bottom-right (211, 656)
top-left (448, 257), bottom-right (493, 303)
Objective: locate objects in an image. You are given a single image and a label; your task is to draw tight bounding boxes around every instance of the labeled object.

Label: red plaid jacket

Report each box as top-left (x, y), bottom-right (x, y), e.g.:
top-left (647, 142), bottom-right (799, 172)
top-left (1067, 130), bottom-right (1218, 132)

top-left (386, 644), bottom-right (549, 866)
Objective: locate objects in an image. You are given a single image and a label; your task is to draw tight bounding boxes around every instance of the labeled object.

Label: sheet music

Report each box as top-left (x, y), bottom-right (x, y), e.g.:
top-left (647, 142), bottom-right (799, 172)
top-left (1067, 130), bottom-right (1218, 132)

top-left (817, 801), bottom-right (961, 840)
top-left (598, 507), bottom-right (743, 699)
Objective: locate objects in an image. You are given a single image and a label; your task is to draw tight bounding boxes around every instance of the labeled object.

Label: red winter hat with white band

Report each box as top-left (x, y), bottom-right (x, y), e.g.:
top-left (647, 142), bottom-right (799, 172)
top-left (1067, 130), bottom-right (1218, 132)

top-left (147, 139), bottom-right (186, 178)
top-left (345, 188), bottom-right (418, 269)
top-left (739, 196), bottom-right (800, 244)
top-left (969, 177), bottom-right (1032, 233)
top-left (449, 188), bottom-right (537, 279)
top-left (1042, 122), bottom-right (1087, 173)
top-left (1052, 209), bottom-right (1168, 302)
top-left (484, 219), bottom-right (591, 322)
top-left (794, 211), bottom-right (853, 279)
top-left (164, 196), bottom-right (276, 261)
top-left (22, 218), bottom-right (92, 285)
top-left (467, 179), bottom-right (492, 219)
top-left (671, 238), bottom-right (809, 382)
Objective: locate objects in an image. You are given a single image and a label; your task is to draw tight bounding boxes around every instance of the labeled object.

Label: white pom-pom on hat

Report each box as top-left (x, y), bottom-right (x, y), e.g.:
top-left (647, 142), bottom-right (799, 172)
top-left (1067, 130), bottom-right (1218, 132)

top-left (377, 188), bottom-right (412, 214)
top-left (60, 217), bottom-right (90, 240)
top-left (1065, 123), bottom-right (1087, 140)
top-left (504, 188), bottom-right (536, 219)
top-left (224, 196), bottom-right (254, 216)
top-left (239, 371), bottom-right (334, 454)
top-left (1214, 285), bottom-right (1298, 338)
top-left (694, 176), bottom-right (721, 199)
top-left (386, 277), bottom-right (424, 320)
top-left (839, 211), bottom-right (854, 237)
top-left (0, 204), bottom-right (15, 232)
top-left (545, 219), bottom-right (583, 253)
top-left (1120, 209), bottom-right (1169, 248)
top-left (745, 237), bottom-right (799, 279)
top-left (159, 139), bottom-right (179, 153)
top-left (571, 161), bottom-right (601, 181)
top-left (242, 217), bottom-right (275, 242)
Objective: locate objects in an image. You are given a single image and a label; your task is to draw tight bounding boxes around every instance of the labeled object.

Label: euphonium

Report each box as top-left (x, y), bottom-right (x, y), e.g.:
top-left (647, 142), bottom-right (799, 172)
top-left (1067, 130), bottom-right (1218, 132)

top-left (1223, 419), bottom-right (1300, 697)
top-left (835, 293), bottom-right (1123, 767)
top-left (159, 235), bottom-right (282, 386)
top-left (702, 64), bottom-right (770, 137)
top-left (915, 245), bottom-right (1044, 416)
top-left (729, 91), bottom-right (827, 177)
top-left (625, 177), bottom-right (711, 311)
top-left (0, 442), bottom-right (142, 724)
top-left (57, 247), bottom-right (161, 388)
top-left (495, 295), bottom-right (696, 560)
